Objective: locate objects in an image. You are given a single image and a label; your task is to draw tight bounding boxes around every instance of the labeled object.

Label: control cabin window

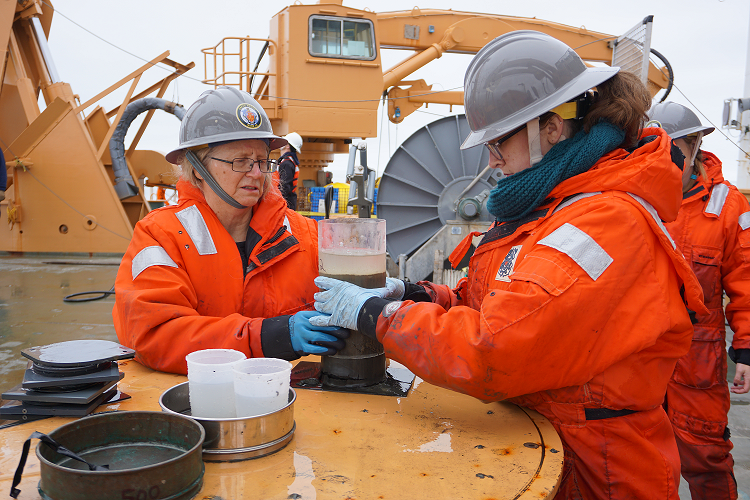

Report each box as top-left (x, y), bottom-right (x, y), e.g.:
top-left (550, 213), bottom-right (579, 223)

top-left (309, 16), bottom-right (375, 60)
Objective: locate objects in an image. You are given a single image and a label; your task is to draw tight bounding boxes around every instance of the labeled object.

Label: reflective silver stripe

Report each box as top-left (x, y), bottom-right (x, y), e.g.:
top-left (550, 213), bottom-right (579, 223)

top-left (132, 246), bottom-right (178, 280)
top-left (538, 223), bottom-right (613, 281)
top-left (553, 192), bottom-right (602, 214)
top-left (739, 211), bottom-right (750, 231)
top-left (283, 215), bottom-right (292, 236)
top-left (706, 184), bottom-right (729, 216)
top-left (627, 193), bottom-right (676, 250)
top-left (175, 205), bottom-right (217, 255)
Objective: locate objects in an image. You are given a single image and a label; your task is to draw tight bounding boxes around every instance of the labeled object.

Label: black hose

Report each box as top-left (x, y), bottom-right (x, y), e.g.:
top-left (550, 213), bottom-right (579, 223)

top-left (249, 41), bottom-right (269, 93)
top-left (63, 285), bottom-right (115, 303)
top-left (650, 48), bottom-right (673, 103)
top-left (324, 185), bottom-right (334, 219)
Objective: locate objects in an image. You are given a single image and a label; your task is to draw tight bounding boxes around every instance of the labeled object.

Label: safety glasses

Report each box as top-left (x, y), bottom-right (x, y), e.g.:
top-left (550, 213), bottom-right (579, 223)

top-left (485, 125), bottom-right (525, 159)
top-left (210, 157), bottom-right (278, 173)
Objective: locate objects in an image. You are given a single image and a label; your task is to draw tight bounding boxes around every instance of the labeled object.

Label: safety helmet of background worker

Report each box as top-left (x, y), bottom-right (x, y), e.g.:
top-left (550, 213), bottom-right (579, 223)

top-left (460, 30), bottom-right (620, 165)
top-left (165, 86), bottom-right (287, 209)
top-left (284, 132), bottom-right (303, 153)
top-left (646, 102), bottom-right (714, 167)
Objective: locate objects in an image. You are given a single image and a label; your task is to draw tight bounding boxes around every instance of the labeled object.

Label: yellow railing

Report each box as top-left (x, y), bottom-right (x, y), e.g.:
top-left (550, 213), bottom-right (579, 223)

top-left (202, 37), bottom-right (277, 98)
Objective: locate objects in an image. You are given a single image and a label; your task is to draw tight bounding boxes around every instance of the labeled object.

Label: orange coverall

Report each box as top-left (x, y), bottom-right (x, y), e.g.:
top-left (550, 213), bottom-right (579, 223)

top-left (664, 151), bottom-right (750, 499)
top-left (369, 129), bottom-right (707, 499)
top-left (113, 181), bottom-right (320, 374)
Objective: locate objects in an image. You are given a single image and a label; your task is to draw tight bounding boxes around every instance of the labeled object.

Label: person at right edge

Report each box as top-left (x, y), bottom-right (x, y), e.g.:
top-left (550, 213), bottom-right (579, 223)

top-left (277, 132), bottom-right (301, 209)
top-left (311, 31), bottom-right (708, 499)
top-left (648, 101), bottom-right (750, 500)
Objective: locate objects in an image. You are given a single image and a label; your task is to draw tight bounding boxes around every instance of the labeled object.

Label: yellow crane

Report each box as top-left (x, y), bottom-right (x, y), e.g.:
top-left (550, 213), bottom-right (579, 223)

top-left (0, 0), bottom-right (670, 254)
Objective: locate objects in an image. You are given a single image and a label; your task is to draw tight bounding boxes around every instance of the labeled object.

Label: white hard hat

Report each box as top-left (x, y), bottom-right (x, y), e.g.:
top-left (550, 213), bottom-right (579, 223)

top-left (284, 132), bottom-right (303, 152)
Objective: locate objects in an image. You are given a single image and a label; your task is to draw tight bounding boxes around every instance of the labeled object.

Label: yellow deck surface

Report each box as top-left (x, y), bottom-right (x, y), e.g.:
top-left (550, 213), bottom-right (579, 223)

top-left (0, 357), bottom-right (562, 499)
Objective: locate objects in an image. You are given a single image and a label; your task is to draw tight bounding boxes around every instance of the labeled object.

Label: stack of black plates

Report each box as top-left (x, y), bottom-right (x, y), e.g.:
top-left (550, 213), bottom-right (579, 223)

top-left (1, 340), bottom-right (135, 421)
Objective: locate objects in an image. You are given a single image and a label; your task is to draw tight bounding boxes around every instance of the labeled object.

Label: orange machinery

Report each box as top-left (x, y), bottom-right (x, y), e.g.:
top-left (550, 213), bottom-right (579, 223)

top-left (202, 1), bottom-right (669, 186)
top-left (1, 0), bottom-right (669, 254)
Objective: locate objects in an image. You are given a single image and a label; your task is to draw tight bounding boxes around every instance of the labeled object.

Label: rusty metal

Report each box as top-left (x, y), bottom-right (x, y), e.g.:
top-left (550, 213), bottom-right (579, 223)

top-left (35, 411), bottom-right (205, 500)
top-left (159, 382), bottom-right (296, 462)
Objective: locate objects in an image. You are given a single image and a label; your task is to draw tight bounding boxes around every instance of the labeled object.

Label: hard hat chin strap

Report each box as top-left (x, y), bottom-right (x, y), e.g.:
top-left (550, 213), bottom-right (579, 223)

top-left (527, 118), bottom-right (543, 166)
top-left (688, 132), bottom-right (704, 169)
top-left (186, 150), bottom-right (247, 209)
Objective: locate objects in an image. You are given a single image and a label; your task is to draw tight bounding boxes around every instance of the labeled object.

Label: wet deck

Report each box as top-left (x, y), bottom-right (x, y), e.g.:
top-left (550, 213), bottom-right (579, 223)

top-left (0, 253), bottom-right (748, 497)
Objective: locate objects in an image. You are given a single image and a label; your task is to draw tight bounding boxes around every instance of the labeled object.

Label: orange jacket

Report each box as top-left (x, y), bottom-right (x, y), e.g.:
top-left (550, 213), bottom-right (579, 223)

top-left (665, 151), bottom-right (750, 375)
top-left (367, 129), bottom-right (707, 497)
top-left (375, 128), bottom-right (704, 406)
top-left (113, 181), bottom-right (319, 374)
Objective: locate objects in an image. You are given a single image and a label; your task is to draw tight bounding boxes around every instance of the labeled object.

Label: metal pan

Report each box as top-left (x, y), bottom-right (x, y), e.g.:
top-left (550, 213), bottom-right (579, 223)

top-left (159, 382), bottom-right (295, 462)
top-left (36, 411), bottom-right (204, 500)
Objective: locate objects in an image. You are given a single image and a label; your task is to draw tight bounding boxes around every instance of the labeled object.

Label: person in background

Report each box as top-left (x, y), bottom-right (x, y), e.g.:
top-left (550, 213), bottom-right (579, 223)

top-left (113, 87), bottom-right (347, 374)
top-left (311, 31), bottom-right (707, 499)
top-left (277, 132), bottom-right (301, 210)
top-left (648, 101), bottom-right (750, 500)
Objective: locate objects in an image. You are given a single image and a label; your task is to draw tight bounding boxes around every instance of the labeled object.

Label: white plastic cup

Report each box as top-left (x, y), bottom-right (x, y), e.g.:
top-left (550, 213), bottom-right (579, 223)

top-left (232, 358), bottom-right (292, 418)
top-left (186, 349), bottom-right (246, 418)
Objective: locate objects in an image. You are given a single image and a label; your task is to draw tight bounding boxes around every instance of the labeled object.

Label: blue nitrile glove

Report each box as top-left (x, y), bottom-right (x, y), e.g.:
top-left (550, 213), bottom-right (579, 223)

top-left (309, 276), bottom-right (382, 330)
top-left (289, 310), bottom-right (349, 355)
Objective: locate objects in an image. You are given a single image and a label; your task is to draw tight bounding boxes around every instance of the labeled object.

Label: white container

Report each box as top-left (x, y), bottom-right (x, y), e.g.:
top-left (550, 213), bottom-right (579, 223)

top-left (233, 358), bottom-right (292, 418)
top-left (186, 349), bottom-right (246, 418)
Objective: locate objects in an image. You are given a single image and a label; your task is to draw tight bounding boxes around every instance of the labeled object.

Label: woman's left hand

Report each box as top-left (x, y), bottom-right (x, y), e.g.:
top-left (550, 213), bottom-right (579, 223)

top-left (731, 363), bottom-right (750, 394)
top-left (289, 310), bottom-right (349, 355)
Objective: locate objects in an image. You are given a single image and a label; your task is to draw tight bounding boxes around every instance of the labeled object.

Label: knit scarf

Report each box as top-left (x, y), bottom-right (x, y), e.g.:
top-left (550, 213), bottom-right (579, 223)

top-left (486, 121), bottom-right (625, 222)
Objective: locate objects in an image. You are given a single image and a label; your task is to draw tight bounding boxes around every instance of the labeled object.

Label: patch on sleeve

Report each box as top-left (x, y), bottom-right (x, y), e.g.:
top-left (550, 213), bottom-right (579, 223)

top-left (739, 211), bottom-right (750, 231)
top-left (132, 246), bottom-right (178, 280)
top-left (382, 301), bottom-right (404, 318)
top-left (538, 223), bottom-right (612, 281)
top-left (495, 245), bottom-right (523, 282)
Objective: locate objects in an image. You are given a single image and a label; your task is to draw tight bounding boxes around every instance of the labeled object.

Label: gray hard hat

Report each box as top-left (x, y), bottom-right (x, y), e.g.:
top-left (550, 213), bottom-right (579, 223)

top-left (461, 30), bottom-right (620, 150)
top-left (166, 86), bottom-right (286, 164)
top-left (646, 102), bottom-right (714, 139)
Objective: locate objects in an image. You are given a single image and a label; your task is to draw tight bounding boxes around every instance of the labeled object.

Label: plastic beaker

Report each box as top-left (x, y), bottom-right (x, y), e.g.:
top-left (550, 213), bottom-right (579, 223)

top-left (232, 358), bottom-right (292, 418)
top-left (186, 349), bottom-right (246, 418)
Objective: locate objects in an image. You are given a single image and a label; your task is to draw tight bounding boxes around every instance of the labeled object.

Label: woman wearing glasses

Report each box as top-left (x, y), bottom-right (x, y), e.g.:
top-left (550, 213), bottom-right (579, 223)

top-left (113, 87), bottom-right (346, 374)
top-left (649, 102), bottom-right (749, 500)
top-left (311, 32), bottom-right (707, 498)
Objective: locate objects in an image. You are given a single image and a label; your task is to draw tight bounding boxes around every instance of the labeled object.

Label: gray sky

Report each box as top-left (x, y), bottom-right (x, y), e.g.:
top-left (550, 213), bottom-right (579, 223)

top-left (44, 0), bottom-right (750, 184)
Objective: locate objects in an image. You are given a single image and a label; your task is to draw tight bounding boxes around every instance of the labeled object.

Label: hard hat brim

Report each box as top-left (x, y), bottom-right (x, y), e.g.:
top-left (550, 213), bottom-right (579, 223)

top-left (166, 134), bottom-right (288, 164)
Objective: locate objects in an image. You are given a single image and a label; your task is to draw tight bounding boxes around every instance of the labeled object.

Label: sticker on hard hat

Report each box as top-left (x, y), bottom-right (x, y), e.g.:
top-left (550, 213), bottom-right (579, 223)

top-left (237, 103), bottom-right (263, 129)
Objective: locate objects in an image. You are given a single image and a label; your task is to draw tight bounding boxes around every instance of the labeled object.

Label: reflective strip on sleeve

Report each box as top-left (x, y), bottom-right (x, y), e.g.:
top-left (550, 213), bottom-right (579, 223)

top-left (739, 211), bottom-right (750, 231)
top-left (627, 193), bottom-right (676, 249)
top-left (175, 205), bottom-right (217, 255)
top-left (705, 183), bottom-right (729, 216)
top-left (132, 246), bottom-right (178, 280)
top-left (553, 192), bottom-right (602, 214)
top-left (538, 223), bottom-right (613, 281)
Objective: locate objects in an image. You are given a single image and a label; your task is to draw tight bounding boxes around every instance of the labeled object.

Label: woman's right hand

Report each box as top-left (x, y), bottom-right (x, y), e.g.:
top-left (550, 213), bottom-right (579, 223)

top-left (289, 310), bottom-right (349, 355)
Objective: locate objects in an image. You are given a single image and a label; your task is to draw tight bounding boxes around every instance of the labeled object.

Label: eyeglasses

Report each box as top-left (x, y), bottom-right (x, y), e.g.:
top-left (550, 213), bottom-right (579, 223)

top-left (485, 125), bottom-right (525, 159)
top-left (210, 157), bottom-right (278, 173)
